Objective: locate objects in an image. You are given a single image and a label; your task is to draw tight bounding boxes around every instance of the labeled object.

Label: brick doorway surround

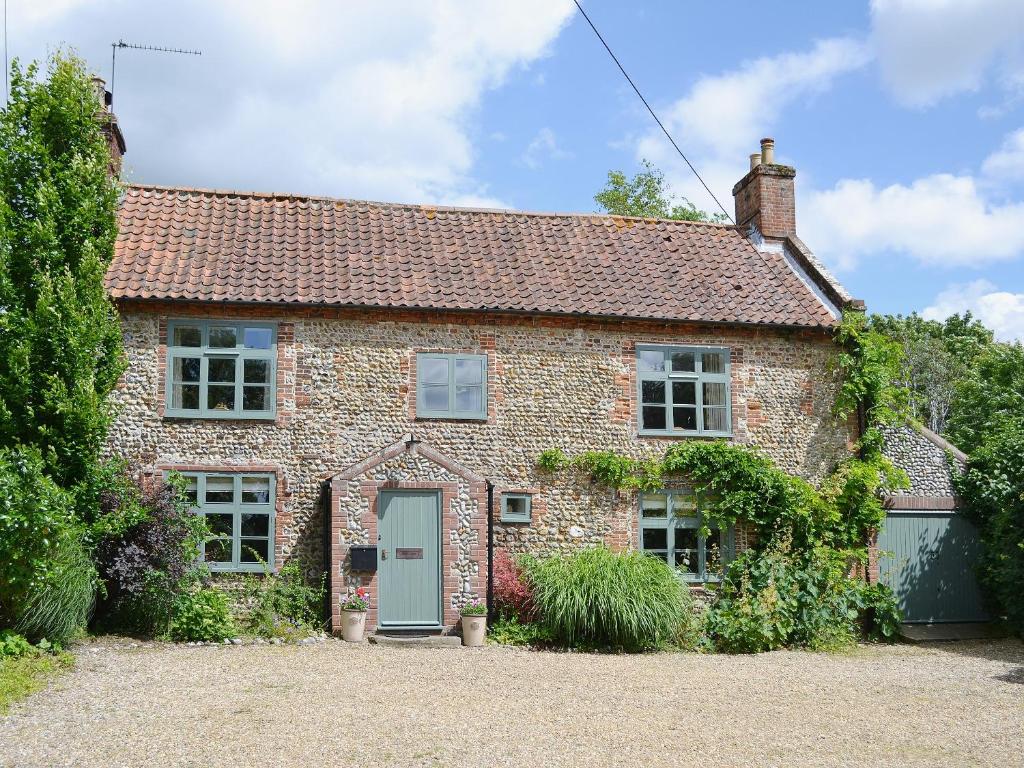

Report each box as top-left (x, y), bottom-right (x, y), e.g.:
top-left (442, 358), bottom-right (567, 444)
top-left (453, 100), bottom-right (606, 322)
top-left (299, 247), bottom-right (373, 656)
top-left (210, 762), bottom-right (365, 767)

top-left (327, 435), bottom-right (488, 634)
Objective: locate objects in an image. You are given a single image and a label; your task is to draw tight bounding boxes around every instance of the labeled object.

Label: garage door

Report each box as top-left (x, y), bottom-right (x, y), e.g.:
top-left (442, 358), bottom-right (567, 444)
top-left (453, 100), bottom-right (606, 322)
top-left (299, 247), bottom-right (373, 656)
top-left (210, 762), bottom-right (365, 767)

top-left (877, 510), bottom-right (989, 624)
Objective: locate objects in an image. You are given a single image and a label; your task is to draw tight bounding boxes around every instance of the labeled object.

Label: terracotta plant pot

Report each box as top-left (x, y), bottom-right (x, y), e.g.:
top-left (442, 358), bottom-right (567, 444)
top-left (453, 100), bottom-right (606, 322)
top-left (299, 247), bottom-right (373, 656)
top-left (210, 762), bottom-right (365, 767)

top-left (461, 614), bottom-right (486, 647)
top-left (341, 608), bottom-right (367, 642)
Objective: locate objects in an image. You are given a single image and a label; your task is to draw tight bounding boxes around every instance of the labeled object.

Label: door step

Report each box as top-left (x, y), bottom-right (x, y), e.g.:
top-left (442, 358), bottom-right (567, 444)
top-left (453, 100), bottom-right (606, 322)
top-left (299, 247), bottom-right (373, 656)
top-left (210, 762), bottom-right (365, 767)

top-left (368, 632), bottom-right (462, 648)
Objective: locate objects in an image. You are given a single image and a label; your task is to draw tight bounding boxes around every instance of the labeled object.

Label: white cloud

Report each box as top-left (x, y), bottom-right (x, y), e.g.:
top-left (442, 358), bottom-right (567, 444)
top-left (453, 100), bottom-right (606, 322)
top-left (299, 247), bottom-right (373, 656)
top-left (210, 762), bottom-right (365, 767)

top-left (520, 127), bottom-right (570, 170)
top-left (923, 280), bottom-right (1024, 341)
top-left (635, 37), bottom-right (870, 216)
top-left (981, 128), bottom-right (1024, 181)
top-left (871, 0), bottom-right (1024, 107)
top-left (801, 173), bottom-right (1024, 270)
top-left (11, 1), bottom-right (576, 205)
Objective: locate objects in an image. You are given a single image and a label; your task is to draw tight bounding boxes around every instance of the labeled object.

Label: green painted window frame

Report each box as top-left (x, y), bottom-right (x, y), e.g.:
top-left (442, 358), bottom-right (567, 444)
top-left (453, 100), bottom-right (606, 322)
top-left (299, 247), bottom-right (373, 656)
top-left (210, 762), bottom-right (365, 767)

top-left (176, 471), bottom-right (276, 573)
top-left (639, 489), bottom-right (734, 583)
top-left (500, 493), bottom-right (532, 523)
top-left (165, 320), bottom-right (277, 419)
top-left (636, 344), bottom-right (732, 437)
top-left (415, 352), bottom-right (488, 420)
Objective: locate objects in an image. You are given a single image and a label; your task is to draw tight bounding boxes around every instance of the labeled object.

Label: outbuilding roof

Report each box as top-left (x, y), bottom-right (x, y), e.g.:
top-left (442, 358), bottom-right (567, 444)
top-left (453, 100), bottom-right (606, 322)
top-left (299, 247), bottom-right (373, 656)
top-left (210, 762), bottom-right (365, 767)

top-left (108, 184), bottom-right (845, 329)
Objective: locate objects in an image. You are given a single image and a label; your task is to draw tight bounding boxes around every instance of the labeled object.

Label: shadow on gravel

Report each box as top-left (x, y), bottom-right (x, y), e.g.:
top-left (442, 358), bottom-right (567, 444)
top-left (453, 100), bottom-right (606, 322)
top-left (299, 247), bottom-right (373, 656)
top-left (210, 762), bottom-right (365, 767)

top-left (914, 637), bottom-right (1024, 684)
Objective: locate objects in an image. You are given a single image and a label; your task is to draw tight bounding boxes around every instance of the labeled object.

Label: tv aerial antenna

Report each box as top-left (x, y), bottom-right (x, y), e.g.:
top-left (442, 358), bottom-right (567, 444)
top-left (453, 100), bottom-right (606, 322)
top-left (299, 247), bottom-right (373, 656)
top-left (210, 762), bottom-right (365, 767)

top-left (110, 40), bottom-right (201, 104)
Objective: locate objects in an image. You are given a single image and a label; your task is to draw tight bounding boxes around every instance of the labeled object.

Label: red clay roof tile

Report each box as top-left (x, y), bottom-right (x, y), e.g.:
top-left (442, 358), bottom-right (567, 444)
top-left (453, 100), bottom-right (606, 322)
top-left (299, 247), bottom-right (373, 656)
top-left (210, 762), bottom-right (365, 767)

top-left (108, 184), bottom-right (839, 329)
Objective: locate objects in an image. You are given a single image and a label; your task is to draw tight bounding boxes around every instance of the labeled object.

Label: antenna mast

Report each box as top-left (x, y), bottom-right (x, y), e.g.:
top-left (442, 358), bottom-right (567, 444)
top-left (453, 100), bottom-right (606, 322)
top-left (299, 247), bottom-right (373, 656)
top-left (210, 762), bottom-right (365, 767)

top-left (110, 40), bottom-right (202, 104)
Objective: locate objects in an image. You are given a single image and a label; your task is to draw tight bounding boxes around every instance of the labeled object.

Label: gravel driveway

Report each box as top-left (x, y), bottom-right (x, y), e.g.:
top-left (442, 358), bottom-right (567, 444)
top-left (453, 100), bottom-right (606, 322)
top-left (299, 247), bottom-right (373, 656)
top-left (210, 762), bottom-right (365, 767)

top-left (2, 638), bottom-right (1022, 768)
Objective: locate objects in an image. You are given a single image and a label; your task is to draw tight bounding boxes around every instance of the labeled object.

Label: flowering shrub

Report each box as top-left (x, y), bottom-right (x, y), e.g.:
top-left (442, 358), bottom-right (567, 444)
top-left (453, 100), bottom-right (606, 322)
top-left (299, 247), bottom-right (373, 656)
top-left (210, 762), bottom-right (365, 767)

top-left (93, 473), bottom-right (208, 636)
top-left (341, 587), bottom-right (370, 611)
top-left (492, 550), bottom-right (535, 620)
top-left (461, 598), bottom-right (486, 616)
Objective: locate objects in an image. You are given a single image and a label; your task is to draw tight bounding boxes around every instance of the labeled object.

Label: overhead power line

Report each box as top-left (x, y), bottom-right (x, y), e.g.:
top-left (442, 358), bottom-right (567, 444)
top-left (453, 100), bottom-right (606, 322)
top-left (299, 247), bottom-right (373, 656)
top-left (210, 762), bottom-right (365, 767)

top-left (571, 0), bottom-right (733, 222)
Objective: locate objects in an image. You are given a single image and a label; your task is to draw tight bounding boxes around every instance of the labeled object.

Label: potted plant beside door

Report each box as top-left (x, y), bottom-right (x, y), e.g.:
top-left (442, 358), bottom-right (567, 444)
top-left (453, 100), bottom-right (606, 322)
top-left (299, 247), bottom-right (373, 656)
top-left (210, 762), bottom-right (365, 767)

top-left (460, 598), bottom-right (487, 647)
top-left (340, 587), bottom-right (370, 643)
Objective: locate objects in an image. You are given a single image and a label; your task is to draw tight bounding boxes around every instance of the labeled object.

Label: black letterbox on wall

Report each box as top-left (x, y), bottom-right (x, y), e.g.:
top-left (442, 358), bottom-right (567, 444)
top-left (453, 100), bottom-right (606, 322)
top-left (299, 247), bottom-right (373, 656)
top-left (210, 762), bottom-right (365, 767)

top-left (349, 545), bottom-right (377, 572)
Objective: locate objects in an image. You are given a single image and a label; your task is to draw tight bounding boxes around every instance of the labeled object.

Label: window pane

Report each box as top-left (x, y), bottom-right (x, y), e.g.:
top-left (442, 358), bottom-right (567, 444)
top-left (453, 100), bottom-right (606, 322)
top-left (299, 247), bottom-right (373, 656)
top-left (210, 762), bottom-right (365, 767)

top-left (503, 496), bottom-right (530, 519)
top-left (207, 385), bottom-right (235, 412)
top-left (454, 358), bottom-right (483, 385)
top-left (173, 383), bottom-right (199, 410)
top-left (671, 351), bottom-right (695, 372)
top-left (241, 477), bottom-right (271, 504)
top-left (703, 381), bottom-right (727, 406)
top-left (455, 385), bottom-right (482, 413)
top-left (242, 386), bottom-right (269, 411)
top-left (205, 538), bottom-right (233, 563)
top-left (704, 407), bottom-right (728, 432)
top-left (240, 539), bottom-right (270, 564)
top-left (637, 350), bottom-right (665, 372)
top-left (702, 351), bottom-right (725, 374)
top-left (208, 358), bottom-right (236, 383)
top-left (420, 357), bottom-right (448, 385)
top-left (172, 326), bottom-right (201, 347)
top-left (642, 527), bottom-right (667, 550)
top-left (174, 357), bottom-right (201, 383)
top-left (641, 380), bottom-right (665, 404)
top-left (641, 494), bottom-right (667, 518)
top-left (672, 380), bottom-right (696, 405)
top-left (243, 359), bottom-right (270, 384)
top-left (422, 384), bottom-right (448, 411)
top-left (642, 405), bottom-right (667, 430)
top-left (241, 513), bottom-right (269, 537)
top-left (672, 493), bottom-right (697, 516)
top-left (672, 407), bottom-right (697, 431)
top-left (209, 326), bottom-right (237, 348)
top-left (243, 327), bottom-right (272, 349)
top-left (205, 476), bottom-right (234, 504)
top-left (183, 476), bottom-right (198, 505)
top-left (206, 513), bottom-right (234, 537)
top-left (674, 528), bottom-right (700, 574)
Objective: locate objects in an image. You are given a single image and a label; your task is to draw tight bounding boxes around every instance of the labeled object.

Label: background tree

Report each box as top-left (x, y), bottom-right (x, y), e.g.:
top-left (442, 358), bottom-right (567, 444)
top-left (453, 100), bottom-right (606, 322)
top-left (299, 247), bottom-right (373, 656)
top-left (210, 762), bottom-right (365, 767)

top-left (868, 312), bottom-right (992, 434)
top-left (595, 160), bottom-right (727, 222)
top-left (0, 52), bottom-right (126, 639)
top-left (0, 52), bottom-right (124, 502)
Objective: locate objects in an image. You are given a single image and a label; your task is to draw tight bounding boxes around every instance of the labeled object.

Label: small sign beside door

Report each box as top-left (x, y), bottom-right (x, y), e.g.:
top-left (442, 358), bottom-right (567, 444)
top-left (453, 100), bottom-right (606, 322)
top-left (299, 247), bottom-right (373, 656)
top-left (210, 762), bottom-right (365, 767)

top-left (395, 547), bottom-right (424, 560)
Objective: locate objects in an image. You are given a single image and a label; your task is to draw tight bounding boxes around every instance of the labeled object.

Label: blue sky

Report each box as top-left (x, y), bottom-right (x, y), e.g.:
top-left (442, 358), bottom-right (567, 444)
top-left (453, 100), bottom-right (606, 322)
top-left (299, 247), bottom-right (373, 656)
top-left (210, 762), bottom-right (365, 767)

top-left (10, 0), bottom-right (1024, 338)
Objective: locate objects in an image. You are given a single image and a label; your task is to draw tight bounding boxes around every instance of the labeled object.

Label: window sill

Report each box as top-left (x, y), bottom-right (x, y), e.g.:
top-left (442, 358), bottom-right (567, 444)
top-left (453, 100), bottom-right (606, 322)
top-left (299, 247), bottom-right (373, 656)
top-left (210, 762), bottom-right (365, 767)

top-left (414, 415), bottom-right (488, 423)
top-left (163, 412), bottom-right (277, 423)
top-left (499, 518), bottom-right (531, 524)
top-left (638, 430), bottom-right (733, 439)
top-left (208, 564), bottom-right (276, 574)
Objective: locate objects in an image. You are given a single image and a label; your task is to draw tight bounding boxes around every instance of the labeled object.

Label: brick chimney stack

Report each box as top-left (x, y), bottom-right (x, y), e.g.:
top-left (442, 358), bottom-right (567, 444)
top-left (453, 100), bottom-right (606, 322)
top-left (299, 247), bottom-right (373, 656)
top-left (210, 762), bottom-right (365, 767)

top-left (732, 137), bottom-right (795, 240)
top-left (90, 76), bottom-right (126, 178)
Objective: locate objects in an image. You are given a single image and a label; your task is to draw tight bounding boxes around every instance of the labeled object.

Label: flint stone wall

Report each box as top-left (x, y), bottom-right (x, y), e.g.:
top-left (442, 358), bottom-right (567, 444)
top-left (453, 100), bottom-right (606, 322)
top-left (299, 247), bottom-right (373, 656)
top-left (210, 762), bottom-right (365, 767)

top-left (107, 302), bottom-right (854, 576)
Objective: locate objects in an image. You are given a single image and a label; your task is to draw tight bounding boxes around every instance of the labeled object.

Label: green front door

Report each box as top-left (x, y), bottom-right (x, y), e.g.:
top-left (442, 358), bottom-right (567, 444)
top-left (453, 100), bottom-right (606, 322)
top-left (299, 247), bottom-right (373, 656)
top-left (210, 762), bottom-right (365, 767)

top-left (377, 490), bottom-right (442, 627)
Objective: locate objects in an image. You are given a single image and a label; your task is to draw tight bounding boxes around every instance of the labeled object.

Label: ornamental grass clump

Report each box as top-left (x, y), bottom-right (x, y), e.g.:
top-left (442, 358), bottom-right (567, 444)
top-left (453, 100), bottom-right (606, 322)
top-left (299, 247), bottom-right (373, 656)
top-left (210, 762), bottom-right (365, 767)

top-left (524, 547), bottom-right (691, 651)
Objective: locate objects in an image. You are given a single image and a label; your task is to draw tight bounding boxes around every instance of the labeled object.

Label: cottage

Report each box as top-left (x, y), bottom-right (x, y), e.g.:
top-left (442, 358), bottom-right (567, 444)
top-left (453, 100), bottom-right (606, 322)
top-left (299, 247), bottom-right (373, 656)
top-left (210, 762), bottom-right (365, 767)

top-left (103, 94), bottom-right (864, 634)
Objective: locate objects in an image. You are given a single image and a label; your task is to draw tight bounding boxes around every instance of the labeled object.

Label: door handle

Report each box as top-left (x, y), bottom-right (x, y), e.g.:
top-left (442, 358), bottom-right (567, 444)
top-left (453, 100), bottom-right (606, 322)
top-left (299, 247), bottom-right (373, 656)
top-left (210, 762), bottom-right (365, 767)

top-left (381, 549), bottom-right (387, 560)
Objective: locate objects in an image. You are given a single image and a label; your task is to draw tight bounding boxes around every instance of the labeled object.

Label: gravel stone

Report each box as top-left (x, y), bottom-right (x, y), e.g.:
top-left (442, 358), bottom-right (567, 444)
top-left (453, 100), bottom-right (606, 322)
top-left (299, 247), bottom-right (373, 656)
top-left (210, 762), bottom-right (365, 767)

top-left (2, 639), bottom-right (1022, 767)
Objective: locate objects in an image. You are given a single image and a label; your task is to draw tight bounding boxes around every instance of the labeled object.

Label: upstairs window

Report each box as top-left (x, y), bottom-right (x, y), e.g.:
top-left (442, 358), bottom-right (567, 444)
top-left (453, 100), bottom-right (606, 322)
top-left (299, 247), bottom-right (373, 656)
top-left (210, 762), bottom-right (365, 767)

top-left (180, 472), bottom-right (276, 572)
top-left (166, 321), bottom-right (276, 419)
top-left (416, 353), bottom-right (488, 420)
top-left (640, 490), bottom-right (732, 582)
top-left (637, 345), bottom-right (731, 436)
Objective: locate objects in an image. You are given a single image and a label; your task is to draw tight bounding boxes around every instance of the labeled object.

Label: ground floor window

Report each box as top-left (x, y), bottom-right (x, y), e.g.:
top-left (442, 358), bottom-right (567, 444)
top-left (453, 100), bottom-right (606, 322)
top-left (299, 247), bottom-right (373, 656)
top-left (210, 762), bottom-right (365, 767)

top-left (640, 490), bottom-right (732, 582)
top-left (179, 472), bottom-right (276, 571)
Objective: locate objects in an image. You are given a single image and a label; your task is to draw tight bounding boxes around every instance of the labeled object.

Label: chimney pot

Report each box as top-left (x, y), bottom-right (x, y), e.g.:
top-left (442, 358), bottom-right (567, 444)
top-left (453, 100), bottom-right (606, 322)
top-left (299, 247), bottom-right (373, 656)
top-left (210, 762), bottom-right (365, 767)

top-left (760, 137), bottom-right (775, 165)
top-left (749, 153), bottom-right (762, 170)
